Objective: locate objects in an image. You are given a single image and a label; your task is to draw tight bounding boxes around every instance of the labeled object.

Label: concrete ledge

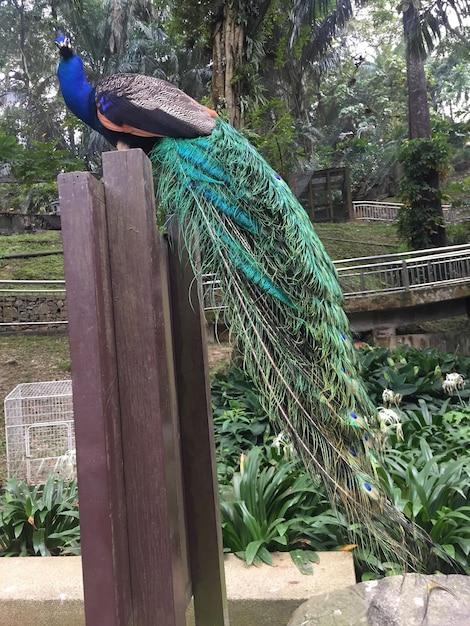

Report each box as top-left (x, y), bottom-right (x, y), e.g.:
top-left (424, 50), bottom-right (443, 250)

top-left (0, 552), bottom-right (356, 625)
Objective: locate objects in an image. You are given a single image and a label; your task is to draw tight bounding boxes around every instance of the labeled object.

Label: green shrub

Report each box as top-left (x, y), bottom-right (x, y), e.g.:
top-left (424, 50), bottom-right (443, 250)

top-left (213, 352), bottom-right (470, 575)
top-left (396, 136), bottom-right (451, 248)
top-left (211, 367), bottom-right (273, 485)
top-left (0, 476), bottom-right (80, 556)
top-left (446, 221), bottom-right (470, 245)
top-left (219, 447), bottom-right (348, 573)
top-left (358, 345), bottom-right (470, 408)
top-left (380, 443), bottom-right (470, 573)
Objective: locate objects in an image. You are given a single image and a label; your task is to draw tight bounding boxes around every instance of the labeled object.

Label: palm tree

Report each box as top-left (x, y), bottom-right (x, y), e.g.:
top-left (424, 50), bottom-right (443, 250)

top-left (171, 0), bottom-right (360, 129)
top-left (398, 0), bottom-right (468, 247)
top-left (107, 0), bottom-right (155, 54)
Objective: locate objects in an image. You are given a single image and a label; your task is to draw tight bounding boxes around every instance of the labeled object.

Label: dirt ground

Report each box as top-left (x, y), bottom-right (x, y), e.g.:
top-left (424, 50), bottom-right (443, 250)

top-left (0, 331), bottom-right (232, 486)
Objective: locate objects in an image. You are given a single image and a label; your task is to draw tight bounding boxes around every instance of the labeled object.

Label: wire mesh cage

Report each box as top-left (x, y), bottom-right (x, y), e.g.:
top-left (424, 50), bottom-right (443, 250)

top-left (4, 380), bottom-right (75, 484)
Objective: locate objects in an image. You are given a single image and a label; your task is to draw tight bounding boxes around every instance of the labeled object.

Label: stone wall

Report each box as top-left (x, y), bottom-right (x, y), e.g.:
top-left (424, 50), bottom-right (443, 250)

top-left (0, 293), bottom-right (67, 332)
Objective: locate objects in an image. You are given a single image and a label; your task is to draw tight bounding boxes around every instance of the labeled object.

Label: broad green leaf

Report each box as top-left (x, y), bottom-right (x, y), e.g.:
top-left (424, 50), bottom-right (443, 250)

top-left (289, 550), bottom-right (319, 575)
top-left (245, 540), bottom-right (265, 565)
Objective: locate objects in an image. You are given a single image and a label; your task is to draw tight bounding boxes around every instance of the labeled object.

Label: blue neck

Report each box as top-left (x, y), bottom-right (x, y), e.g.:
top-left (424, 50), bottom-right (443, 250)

top-left (57, 54), bottom-right (101, 131)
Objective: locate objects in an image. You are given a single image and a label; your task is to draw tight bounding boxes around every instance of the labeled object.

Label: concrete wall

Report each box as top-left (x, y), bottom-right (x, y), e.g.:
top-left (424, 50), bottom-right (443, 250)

top-left (0, 552), bottom-right (356, 626)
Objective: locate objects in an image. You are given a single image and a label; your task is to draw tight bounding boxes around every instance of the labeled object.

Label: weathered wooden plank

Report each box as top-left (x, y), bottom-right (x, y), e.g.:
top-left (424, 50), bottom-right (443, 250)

top-left (167, 221), bottom-right (230, 626)
top-left (101, 149), bottom-right (190, 626)
top-left (58, 171), bottom-right (132, 626)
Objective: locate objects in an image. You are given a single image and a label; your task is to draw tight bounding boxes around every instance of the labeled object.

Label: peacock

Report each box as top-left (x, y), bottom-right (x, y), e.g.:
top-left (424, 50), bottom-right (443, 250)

top-left (55, 34), bottom-right (435, 572)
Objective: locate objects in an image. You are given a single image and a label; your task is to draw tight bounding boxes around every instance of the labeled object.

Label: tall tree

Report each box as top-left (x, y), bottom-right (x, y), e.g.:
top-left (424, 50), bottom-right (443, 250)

top-left (171, 0), bottom-right (360, 129)
top-left (108, 0), bottom-right (155, 54)
top-left (397, 0), bottom-right (468, 248)
top-left (402, 2), bottom-right (431, 139)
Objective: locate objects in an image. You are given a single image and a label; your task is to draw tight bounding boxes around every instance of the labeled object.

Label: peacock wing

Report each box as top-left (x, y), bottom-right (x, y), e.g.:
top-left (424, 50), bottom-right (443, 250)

top-left (95, 73), bottom-right (217, 139)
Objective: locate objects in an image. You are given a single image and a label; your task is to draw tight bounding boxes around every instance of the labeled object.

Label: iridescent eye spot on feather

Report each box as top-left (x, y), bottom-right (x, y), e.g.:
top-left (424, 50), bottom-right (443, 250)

top-left (349, 446), bottom-right (357, 457)
top-left (344, 411), bottom-right (368, 428)
top-left (358, 477), bottom-right (380, 500)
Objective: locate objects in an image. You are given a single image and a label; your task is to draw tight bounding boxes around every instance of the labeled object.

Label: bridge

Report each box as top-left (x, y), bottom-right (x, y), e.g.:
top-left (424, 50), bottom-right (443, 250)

top-left (201, 243), bottom-right (470, 343)
top-left (335, 243), bottom-right (470, 340)
top-left (1, 244), bottom-right (470, 341)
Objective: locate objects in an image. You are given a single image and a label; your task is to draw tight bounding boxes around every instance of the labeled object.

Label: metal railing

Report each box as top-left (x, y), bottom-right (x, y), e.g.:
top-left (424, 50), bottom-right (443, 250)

top-left (352, 201), bottom-right (464, 223)
top-left (335, 244), bottom-right (470, 297)
top-left (2, 245), bottom-right (470, 327)
top-left (352, 201), bottom-right (402, 222)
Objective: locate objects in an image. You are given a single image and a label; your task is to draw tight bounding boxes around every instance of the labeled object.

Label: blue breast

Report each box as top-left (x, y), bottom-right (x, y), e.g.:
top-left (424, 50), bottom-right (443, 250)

top-left (57, 56), bottom-right (102, 132)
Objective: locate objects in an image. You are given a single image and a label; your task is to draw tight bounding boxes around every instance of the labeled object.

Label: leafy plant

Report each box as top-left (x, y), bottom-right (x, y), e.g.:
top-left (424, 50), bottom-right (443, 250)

top-left (358, 344), bottom-right (470, 408)
top-left (382, 439), bottom-right (470, 571)
top-left (220, 447), bottom-right (348, 573)
top-left (211, 367), bottom-right (273, 485)
top-left (0, 476), bottom-right (80, 556)
top-left (0, 131), bottom-right (82, 214)
top-left (396, 136), bottom-right (451, 249)
top-left (214, 353), bottom-right (470, 575)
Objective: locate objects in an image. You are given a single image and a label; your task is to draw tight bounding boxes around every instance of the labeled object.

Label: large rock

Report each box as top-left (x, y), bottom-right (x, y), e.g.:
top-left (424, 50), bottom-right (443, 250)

top-left (288, 574), bottom-right (470, 626)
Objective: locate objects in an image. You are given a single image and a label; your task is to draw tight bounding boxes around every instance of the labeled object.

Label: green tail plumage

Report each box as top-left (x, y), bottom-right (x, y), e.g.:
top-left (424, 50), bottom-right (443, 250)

top-left (150, 119), bottom-right (428, 569)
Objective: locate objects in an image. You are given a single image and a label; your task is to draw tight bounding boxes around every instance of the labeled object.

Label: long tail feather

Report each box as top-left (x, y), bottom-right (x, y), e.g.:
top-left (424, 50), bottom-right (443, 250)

top-left (150, 119), bottom-right (430, 570)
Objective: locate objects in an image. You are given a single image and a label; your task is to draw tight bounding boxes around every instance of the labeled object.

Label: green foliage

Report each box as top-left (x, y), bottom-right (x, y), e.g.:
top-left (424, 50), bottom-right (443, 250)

top-left (396, 136), bottom-right (451, 248)
top-left (8, 139), bottom-right (81, 185)
top-left (0, 131), bottom-right (82, 213)
top-left (357, 344), bottom-right (470, 572)
top-left (244, 99), bottom-right (304, 179)
top-left (446, 221), bottom-right (470, 245)
top-left (358, 344), bottom-right (470, 408)
top-left (0, 476), bottom-right (80, 557)
top-left (215, 351), bottom-right (470, 575)
top-left (381, 432), bottom-right (470, 572)
top-left (211, 367), bottom-right (272, 485)
top-left (219, 447), bottom-right (346, 571)
top-left (398, 136), bottom-right (451, 200)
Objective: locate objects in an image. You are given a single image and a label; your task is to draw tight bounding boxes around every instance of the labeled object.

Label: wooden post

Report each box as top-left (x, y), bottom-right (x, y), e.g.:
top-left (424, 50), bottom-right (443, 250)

top-left (101, 149), bottom-right (190, 626)
top-left (59, 149), bottom-right (229, 626)
top-left (58, 171), bottom-right (132, 625)
top-left (167, 221), bottom-right (229, 625)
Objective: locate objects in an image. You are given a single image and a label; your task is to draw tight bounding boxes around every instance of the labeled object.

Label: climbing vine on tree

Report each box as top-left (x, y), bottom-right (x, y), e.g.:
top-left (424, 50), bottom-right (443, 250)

top-left (396, 136), bottom-right (451, 249)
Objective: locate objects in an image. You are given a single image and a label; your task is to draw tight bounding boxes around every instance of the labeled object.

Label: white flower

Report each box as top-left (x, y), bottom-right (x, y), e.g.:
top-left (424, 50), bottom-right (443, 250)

top-left (273, 430), bottom-right (286, 453)
top-left (378, 408), bottom-right (404, 440)
top-left (272, 431), bottom-right (295, 458)
top-left (442, 373), bottom-right (465, 395)
top-left (382, 388), bottom-right (403, 407)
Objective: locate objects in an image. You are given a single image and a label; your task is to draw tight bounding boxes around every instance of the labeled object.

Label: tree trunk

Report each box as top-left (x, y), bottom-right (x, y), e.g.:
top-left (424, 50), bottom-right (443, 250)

top-left (403, 4), bottom-right (432, 139)
top-left (402, 3), bottom-right (446, 248)
top-left (211, 6), bottom-right (245, 129)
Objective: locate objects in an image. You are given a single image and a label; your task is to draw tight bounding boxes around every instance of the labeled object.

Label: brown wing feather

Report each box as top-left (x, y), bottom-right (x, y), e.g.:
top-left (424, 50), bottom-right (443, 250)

top-left (95, 74), bottom-right (217, 139)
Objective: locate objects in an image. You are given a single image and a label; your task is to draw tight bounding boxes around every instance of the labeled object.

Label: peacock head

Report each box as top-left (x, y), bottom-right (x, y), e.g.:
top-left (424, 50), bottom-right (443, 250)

top-left (55, 34), bottom-right (74, 59)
